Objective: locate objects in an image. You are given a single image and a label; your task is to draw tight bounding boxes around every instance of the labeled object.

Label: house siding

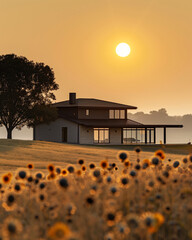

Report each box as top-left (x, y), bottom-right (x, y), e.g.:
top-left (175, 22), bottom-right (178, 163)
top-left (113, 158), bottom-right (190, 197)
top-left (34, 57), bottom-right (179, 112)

top-left (35, 118), bottom-right (78, 143)
top-left (79, 125), bottom-right (94, 144)
top-left (110, 128), bottom-right (122, 144)
top-left (78, 109), bottom-right (109, 119)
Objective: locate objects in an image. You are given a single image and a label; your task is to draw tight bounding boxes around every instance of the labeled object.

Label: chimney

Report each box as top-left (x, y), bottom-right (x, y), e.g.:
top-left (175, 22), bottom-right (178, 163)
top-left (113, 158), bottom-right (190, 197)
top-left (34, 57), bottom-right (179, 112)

top-left (69, 92), bottom-right (76, 104)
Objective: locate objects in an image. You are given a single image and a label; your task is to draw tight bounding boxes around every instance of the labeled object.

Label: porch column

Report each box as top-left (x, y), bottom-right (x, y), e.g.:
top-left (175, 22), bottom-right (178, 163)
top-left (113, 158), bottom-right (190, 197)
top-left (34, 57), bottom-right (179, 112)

top-left (154, 128), bottom-right (156, 144)
top-left (145, 128), bottom-right (147, 144)
top-left (121, 128), bottom-right (123, 144)
top-left (149, 129), bottom-right (151, 143)
top-left (33, 126), bottom-right (36, 140)
top-left (164, 127), bottom-right (166, 144)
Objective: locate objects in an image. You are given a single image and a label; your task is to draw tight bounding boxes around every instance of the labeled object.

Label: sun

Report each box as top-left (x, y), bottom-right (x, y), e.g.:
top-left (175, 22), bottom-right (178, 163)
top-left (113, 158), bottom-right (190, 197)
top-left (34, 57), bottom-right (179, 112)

top-left (116, 43), bottom-right (131, 57)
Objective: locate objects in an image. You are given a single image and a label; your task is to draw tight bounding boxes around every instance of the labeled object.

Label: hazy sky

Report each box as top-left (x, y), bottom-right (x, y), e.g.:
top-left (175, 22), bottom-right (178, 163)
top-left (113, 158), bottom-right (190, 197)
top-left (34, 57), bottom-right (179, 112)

top-left (1, 0), bottom-right (192, 115)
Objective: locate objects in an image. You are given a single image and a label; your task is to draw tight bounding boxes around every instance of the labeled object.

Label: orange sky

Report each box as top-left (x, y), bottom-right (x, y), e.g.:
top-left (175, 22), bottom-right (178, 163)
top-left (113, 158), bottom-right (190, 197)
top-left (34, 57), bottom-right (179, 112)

top-left (1, 0), bottom-right (192, 115)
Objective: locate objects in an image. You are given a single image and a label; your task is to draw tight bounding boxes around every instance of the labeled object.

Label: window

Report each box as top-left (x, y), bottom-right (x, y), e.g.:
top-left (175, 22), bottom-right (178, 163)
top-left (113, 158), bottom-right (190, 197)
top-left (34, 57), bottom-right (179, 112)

top-left (123, 128), bottom-right (154, 144)
top-left (120, 110), bottom-right (125, 119)
top-left (109, 110), bottom-right (114, 119)
top-left (86, 109), bottom-right (89, 116)
top-left (94, 128), bottom-right (109, 143)
top-left (115, 110), bottom-right (119, 119)
top-left (109, 109), bottom-right (125, 119)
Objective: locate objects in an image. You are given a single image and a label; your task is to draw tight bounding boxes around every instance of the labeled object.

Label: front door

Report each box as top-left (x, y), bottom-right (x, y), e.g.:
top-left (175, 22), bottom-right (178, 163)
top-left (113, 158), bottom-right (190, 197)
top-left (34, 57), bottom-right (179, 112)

top-left (62, 127), bottom-right (68, 143)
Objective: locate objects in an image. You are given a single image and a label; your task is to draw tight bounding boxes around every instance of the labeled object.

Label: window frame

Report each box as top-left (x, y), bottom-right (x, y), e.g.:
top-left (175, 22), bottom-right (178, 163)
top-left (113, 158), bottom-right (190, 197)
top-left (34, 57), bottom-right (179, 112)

top-left (109, 109), bottom-right (125, 119)
top-left (94, 128), bottom-right (110, 144)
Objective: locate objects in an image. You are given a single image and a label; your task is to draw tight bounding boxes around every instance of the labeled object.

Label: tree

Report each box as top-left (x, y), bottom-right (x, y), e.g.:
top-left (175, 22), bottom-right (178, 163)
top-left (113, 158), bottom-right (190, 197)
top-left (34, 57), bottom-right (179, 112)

top-left (0, 54), bottom-right (59, 139)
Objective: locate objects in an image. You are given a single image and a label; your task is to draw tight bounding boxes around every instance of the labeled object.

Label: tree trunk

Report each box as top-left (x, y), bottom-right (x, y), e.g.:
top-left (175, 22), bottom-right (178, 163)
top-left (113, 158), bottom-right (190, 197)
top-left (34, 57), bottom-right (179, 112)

top-left (7, 128), bottom-right (12, 139)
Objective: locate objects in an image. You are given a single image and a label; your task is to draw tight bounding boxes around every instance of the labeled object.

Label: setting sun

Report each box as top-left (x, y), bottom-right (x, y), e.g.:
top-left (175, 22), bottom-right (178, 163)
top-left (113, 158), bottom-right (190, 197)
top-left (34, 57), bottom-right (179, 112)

top-left (116, 43), bottom-right (131, 57)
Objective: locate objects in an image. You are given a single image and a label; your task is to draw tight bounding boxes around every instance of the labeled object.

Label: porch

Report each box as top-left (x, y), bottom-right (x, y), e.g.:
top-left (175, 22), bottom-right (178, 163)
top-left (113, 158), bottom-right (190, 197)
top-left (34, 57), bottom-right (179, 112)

top-left (78, 125), bottom-right (183, 145)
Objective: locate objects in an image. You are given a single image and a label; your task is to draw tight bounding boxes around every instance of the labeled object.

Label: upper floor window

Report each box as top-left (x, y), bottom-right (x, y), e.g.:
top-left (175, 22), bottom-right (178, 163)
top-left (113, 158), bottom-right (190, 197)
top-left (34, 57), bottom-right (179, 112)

top-left (109, 110), bottom-right (114, 119)
top-left (120, 110), bottom-right (125, 119)
top-left (115, 110), bottom-right (119, 119)
top-left (109, 109), bottom-right (125, 119)
top-left (86, 109), bottom-right (89, 116)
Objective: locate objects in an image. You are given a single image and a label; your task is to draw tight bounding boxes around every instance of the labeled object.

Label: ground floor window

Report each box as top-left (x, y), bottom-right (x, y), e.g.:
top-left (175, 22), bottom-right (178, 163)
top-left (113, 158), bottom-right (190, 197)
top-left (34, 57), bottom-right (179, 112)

top-left (94, 128), bottom-right (109, 143)
top-left (123, 128), bottom-right (155, 144)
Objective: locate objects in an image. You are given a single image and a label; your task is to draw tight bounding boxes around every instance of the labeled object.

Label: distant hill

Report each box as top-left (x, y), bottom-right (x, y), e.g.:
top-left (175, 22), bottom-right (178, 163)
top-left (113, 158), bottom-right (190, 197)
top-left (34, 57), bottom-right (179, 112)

top-left (129, 108), bottom-right (192, 144)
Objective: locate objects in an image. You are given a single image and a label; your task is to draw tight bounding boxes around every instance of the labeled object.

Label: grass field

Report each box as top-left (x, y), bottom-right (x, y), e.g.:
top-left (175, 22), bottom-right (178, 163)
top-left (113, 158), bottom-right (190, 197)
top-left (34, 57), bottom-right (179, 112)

top-left (0, 139), bottom-right (189, 175)
top-left (0, 139), bottom-right (192, 240)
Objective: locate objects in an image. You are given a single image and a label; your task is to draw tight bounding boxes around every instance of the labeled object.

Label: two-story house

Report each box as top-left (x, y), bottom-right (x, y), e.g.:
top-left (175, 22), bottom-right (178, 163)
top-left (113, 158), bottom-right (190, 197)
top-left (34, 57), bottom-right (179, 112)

top-left (33, 93), bottom-right (183, 144)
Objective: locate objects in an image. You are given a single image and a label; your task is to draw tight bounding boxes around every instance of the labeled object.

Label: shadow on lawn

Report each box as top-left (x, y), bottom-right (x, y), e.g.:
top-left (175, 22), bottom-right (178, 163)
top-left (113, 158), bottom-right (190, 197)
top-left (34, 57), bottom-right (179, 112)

top-left (0, 139), bottom-right (34, 152)
top-left (91, 144), bottom-right (192, 155)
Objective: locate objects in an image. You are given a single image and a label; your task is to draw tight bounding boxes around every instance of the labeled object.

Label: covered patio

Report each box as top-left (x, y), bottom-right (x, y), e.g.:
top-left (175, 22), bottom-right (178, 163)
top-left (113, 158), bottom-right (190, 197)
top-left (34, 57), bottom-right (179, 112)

top-left (122, 125), bottom-right (183, 144)
top-left (67, 118), bottom-right (183, 144)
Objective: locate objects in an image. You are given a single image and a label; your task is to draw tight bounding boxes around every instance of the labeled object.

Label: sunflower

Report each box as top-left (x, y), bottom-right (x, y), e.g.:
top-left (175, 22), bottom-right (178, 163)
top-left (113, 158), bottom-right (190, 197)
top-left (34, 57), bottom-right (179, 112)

top-left (2, 218), bottom-right (22, 239)
top-left (27, 163), bottom-right (34, 169)
top-left (154, 213), bottom-right (165, 226)
top-left (106, 212), bottom-right (116, 227)
top-left (47, 164), bottom-right (55, 172)
top-left (81, 165), bottom-right (87, 171)
top-left (124, 160), bottom-right (131, 168)
top-left (85, 196), bottom-right (95, 206)
top-left (2, 173), bottom-right (12, 184)
top-left (67, 165), bottom-right (75, 174)
top-left (117, 151), bottom-right (129, 162)
top-left (78, 159), bottom-right (84, 165)
top-left (142, 212), bottom-right (164, 234)
top-left (48, 222), bottom-right (71, 240)
top-left (47, 172), bottom-right (57, 180)
top-left (76, 170), bottom-right (82, 176)
top-left (89, 163), bottom-right (96, 169)
top-left (100, 160), bottom-right (109, 169)
top-left (134, 147), bottom-right (141, 154)
top-left (61, 169), bottom-right (68, 176)
top-left (119, 177), bottom-right (129, 188)
top-left (142, 159), bottom-right (150, 168)
top-left (154, 150), bottom-right (165, 160)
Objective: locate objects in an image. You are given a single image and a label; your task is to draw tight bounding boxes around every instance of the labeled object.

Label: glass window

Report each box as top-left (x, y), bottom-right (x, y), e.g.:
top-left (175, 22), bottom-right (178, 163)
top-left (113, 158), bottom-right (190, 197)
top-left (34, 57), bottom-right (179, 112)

top-left (109, 109), bottom-right (125, 119)
top-left (123, 128), bottom-right (154, 144)
top-left (94, 129), bottom-right (99, 143)
top-left (115, 110), bottom-right (119, 119)
top-left (94, 128), bottom-right (109, 143)
top-left (86, 109), bottom-right (89, 116)
top-left (109, 110), bottom-right (114, 119)
top-left (120, 110), bottom-right (125, 119)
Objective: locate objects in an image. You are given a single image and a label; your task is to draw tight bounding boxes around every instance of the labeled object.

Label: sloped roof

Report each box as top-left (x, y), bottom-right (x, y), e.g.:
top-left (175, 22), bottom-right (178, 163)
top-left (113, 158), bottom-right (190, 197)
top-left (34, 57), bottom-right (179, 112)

top-left (58, 114), bottom-right (183, 128)
top-left (64, 118), bottom-right (144, 128)
top-left (52, 98), bottom-right (137, 109)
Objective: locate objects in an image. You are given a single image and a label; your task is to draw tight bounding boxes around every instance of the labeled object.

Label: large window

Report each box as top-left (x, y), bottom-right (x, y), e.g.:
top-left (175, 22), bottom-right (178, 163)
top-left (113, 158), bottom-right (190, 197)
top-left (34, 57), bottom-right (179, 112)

top-left (94, 128), bottom-right (109, 143)
top-left (123, 128), bottom-right (155, 144)
top-left (123, 128), bottom-right (145, 144)
top-left (109, 110), bottom-right (125, 119)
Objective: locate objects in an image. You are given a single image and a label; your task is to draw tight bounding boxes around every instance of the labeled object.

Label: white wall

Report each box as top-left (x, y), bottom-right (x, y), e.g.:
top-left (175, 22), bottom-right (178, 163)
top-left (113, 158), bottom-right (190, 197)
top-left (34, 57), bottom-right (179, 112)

top-left (79, 127), bottom-right (122, 145)
top-left (79, 125), bottom-right (94, 144)
top-left (35, 118), bottom-right (78, 143)
top-left (110, 128), bottom-right (122, 144)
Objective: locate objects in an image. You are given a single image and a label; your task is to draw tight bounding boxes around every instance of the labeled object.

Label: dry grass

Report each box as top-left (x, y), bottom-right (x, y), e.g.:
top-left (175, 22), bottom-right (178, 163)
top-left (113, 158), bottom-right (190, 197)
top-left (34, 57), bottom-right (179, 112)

top-left (0, 140), bottom-right (192, 240)
top-left (0, 139), bottom-right (185, 174)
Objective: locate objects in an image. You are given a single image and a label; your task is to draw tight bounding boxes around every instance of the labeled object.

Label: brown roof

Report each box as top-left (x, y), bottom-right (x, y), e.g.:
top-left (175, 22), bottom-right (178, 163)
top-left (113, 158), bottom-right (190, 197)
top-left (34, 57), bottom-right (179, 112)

top-left (52, 98), bottom-right (137, 109)
top-left (59, 116), bottom-right (183, 128)
top-left (66, 118), bottom-right (144, 127)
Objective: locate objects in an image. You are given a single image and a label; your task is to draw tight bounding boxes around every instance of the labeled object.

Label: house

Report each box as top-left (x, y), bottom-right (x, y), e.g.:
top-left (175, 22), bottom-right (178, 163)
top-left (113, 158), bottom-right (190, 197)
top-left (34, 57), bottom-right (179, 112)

top-left (33, 93), bottom-right (183, 144)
